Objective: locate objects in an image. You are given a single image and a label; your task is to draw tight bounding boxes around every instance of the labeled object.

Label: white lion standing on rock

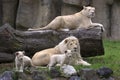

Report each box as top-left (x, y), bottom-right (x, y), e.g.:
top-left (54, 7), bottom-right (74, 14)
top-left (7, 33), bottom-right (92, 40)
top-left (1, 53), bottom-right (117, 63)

top-left (28, 6), bottom-right (104, 31)
top-left (15, 51), bottom-right (32, 72)
top-left (32, 36), bottom-right (91, 67)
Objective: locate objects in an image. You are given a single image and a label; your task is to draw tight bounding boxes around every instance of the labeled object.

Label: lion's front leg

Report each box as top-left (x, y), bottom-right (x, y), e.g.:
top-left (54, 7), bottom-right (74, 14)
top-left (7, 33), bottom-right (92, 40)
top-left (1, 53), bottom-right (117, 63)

top-left (91, 23), bottom-right (103, 27)
top-left (75, 52), bottom-right (91, 66)
top-left (19, 62), bottom-right (24, 72)
top-left (76, 59), bottom-right (91, 66)
top-left (15, 60), bottom-right (19, 72)
top-left (89, 23), bottom-right (105, 31)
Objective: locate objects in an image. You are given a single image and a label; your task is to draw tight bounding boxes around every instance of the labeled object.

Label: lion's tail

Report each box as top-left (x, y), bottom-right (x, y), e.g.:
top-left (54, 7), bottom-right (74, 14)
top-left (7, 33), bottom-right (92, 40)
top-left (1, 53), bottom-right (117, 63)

top-left (28, 26), bottom-right (49, 31)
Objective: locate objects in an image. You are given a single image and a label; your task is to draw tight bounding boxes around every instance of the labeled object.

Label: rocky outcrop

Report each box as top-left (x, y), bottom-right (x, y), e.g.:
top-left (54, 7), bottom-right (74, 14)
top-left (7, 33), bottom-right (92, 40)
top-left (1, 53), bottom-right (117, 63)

top-left (0, 0), bottom-right (120, 39)
top-left (0, 67), bottom-right (114, 80)
top-left (78, 68), bottom-right (114, 80)
top-left (2, 0), bottom-right (18, 27)
top-left (79, 68), bottom-right (100, 80)
top-left (0, 71), bottom-right (14, 80)
top-left (16, 0), bottom-right (48, 30)
top-left (0, 23), bottom-right (104, 63)
top-left (61, 0), bottom-right (90, 15)
top-left (92, 0), bottom-right (120, 40)
top-left (16, 0), bottom-right (62, 30)
top-left (96, 67), bottom-right (113, 78)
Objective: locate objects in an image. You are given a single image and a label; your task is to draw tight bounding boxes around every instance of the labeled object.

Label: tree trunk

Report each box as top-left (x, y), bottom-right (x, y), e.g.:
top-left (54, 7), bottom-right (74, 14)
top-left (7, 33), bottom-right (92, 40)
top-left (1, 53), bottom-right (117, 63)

top-left (0, 23), bottom-right (104, 63)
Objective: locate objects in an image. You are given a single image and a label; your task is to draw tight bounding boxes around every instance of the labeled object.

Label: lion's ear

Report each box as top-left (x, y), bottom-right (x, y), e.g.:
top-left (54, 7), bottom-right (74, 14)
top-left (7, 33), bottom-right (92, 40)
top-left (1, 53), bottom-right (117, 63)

top-left (15, 52), bottom-right (19, 56)
top-left (83, 6), bottom-right (86, 9)
top-left (64, 39), bottom-right (68, 44)
top-left (83, 6), bottom-right (87, 10)
top-left (22, 51), bottom-right (25, 54)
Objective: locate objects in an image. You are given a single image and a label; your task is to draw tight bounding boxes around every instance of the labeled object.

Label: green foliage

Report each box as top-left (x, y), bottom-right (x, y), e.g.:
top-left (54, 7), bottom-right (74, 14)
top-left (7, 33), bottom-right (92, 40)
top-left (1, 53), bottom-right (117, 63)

top-left (75, 40), bottom-right (120, 78)
top-left (12, 71), bottom-right (19, 80)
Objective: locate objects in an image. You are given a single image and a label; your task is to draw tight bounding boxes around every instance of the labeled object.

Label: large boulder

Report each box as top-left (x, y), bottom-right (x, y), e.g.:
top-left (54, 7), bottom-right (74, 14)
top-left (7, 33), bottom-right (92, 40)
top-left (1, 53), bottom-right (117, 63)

top-left (0, 23), bottom-right (104, 63)
top-left (96, 67), bottom-right (113, 78)
top-left (0, 71), bottom-right (14, 80)
top-left (79, 68), bottom-right (100, 80)
top-left (78, 68), bottom-right (115, 80)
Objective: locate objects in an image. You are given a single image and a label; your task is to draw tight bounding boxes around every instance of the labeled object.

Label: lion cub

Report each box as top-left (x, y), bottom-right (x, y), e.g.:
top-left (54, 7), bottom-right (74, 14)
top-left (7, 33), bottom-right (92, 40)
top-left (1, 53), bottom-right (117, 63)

top-left (15, 51), bottom-right (32, 72)
top-left (48, 50), bottom-right (72, 70)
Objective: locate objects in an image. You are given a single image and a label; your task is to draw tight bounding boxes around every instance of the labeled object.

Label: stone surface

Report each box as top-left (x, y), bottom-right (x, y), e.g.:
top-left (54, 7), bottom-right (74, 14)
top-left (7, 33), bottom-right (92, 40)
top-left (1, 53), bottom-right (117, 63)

top-left (16, 0), bottom-right (62, 30)
top-left (0, 67), bottom-right (115, 80)
top-left (102, 77), bottom-right (115, 80)
top-left (62, 0), bottom-right (90, 6)
top-left (78, 68), bottom-right (115, 80)
top-left (92, 0), bottom-right (120, 40)
top-left (61, 65), bottom-right (77, 77)
top-left (0, 0), bottom-right (120, 39)
top-left (16, 0), bottom-right (40, 30)
top-left (32, 70), bottom-right (49, 80)
top-left (111, 1), bottom-right (120, 40)
top-left (0, 23), bottom-right (104, 63)
top-left (0, 52), bottom-right (14, 63)
top-left (96, 67), bottom-right (113, 78)
top-left (0, 0), bottom-right (2, 26)
top-left (49, 67), bottom-right (61, 78)
top-left (2, 0), bottom-right (18, 28)
top-left (78, 68), bottom-right (100, 80)
top-left (0, 71), bottom-right (13, 80)
top-left (69, 76), bottom-right (81, 80)
top-left (61, 0), bottom-right (90, 15)
top-left (0, 69), bottom-right (62, 80)
top-left (61, 3), bottom-right (82, 16)
top-left (63, 0), bottom-right (82, 6)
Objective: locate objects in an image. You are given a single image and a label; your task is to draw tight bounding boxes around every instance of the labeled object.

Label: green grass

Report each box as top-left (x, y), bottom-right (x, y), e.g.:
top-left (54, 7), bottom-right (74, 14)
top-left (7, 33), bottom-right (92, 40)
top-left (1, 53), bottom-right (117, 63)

top-left (75, 40), bottom-right (120, 79)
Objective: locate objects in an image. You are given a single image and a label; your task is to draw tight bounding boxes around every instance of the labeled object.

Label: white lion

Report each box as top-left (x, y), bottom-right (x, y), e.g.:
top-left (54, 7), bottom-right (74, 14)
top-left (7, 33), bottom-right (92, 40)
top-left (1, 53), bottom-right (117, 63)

top-left (48, 50), bottom-right (72, 70)
top-left (28, 6), bottom-right (104, 31)
top-left (15, 51), bottom-right (32, 72)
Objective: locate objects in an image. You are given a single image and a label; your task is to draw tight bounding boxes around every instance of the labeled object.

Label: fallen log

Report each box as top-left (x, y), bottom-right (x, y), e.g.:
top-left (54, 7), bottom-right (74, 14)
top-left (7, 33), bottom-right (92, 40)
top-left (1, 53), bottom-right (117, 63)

top-left (0, 23), bottom-right (104, 63)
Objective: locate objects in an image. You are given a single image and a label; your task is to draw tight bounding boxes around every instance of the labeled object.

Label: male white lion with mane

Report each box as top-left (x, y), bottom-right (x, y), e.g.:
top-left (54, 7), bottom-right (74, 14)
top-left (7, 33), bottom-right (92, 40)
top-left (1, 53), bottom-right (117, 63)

top-left (28, 6), bottom-right (104, 31)
top-left (32, 36), bottom-right (91, 67)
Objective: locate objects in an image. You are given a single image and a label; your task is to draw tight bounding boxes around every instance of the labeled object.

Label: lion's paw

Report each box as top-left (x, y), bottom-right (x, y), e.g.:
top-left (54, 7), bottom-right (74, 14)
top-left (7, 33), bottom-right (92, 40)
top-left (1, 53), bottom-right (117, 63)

top-left (28, 28), bottom-right (33, 31)
top-left (96, 23), bottom-right (105, 32)
top-left (77, 60), bottom-right (91, 66)
top-left (97, 23), bottom-right (103, 27)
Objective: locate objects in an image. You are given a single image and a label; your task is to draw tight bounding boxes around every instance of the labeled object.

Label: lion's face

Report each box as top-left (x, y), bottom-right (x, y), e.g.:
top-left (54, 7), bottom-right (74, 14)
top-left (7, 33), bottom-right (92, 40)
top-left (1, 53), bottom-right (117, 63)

top-left (83, 6), bottom-right (95, 18)
top-left (15, 51), bottom-right (25, 61)
top-left (64, 36), bottom-right (79, 52)
top-left (64, 50), bottom-right (72, 57)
